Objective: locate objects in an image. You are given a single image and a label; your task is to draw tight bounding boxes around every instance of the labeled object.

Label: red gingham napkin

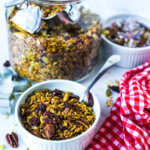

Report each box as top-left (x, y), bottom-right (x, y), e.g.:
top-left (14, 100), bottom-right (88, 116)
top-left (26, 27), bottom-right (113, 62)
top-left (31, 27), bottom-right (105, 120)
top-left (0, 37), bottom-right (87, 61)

top-left (87, 61), bottom-right (150, 150)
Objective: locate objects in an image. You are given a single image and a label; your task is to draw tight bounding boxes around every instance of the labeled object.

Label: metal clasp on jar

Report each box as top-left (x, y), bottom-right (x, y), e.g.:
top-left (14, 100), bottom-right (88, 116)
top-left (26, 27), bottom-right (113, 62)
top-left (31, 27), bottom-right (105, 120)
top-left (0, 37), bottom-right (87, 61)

top-left (58, 3), bottom-right (80, 24)
top-left (42, 3), bottom-right (81, 24)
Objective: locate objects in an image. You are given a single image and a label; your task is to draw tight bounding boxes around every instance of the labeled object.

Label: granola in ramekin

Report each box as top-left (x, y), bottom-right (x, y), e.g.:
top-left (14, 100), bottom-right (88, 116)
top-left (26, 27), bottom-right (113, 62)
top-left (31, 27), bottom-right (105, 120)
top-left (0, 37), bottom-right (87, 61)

top-left (20, 89), bottom-right (95, 140)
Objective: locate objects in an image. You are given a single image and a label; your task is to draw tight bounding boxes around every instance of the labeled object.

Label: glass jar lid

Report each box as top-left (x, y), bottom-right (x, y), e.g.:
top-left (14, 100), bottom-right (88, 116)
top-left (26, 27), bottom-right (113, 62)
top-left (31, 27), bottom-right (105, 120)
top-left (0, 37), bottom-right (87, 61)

top-left (5, 0), bottom-right (81, 33)
top-left (30, 0), bottom-right (81, 5)
top-left (5, 0), bottom-right (80, 8)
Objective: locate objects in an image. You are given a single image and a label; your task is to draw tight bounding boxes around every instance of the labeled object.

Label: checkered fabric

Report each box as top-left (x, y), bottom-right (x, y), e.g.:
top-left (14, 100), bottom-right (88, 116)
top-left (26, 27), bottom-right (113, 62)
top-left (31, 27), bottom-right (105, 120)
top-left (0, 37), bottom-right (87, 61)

top-left (87, 61), bottom-right (150, 150)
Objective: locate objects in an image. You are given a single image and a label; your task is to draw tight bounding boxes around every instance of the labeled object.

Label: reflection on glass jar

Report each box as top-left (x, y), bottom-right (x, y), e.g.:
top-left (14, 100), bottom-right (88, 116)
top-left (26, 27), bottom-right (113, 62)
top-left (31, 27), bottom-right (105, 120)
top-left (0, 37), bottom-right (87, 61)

top-left (8, 0), bottom-right (101, 82)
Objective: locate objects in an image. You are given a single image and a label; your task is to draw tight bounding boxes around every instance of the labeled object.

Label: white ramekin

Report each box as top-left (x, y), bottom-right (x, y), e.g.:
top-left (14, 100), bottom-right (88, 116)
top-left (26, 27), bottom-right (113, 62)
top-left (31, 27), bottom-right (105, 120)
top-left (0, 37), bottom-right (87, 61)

top-left (15, 79), bottom-right (101, 150)
top-left (101, 14), bottom-right (150, 68)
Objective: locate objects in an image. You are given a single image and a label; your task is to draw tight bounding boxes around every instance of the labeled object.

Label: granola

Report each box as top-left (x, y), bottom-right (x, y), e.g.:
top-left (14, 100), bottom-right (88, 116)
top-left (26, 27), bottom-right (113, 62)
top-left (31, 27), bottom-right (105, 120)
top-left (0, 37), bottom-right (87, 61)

top-left (105, 80), bottom-right (120, 108)
top-left (103, 19), bottom-right (150, 48)
top-left (8, 7), bottom-right (101, 82)
top-left (31, 3), bottom-right (66, 18)
top-left (20, 89), bottom-right (95, 140)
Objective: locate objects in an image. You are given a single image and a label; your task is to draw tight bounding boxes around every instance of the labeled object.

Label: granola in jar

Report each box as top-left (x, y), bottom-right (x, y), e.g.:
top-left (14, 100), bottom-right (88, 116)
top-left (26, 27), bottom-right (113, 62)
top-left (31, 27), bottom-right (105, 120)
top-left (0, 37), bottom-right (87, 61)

top-left (31, 3), bottom-right (66, 18)
top-left (8, 2), bottom-right (101, 82)
top-left (20, 89), bottom-right (95, 140)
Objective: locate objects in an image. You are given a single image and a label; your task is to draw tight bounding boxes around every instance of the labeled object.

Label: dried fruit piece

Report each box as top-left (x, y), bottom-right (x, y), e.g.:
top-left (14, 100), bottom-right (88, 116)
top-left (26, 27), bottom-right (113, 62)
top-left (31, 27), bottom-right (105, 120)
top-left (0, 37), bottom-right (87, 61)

top-left (44, 124), bottom-right (55, 139)
top-left (108, 85), bottom-right (120, 93)
top-left (35, 104), bottom-right (46, 113)
top-left (3, 60), bottom-right (11, 67)
top-left (43, 117), bottom-right (53, 124)
top-left (6, 132), bottom-right (18, 148)
top-left (31, 117), bottom-right (40, 126)
top-left (87, 91), bottom-right (94, 107)
top-left (52, 89), bottom-right (62, 97)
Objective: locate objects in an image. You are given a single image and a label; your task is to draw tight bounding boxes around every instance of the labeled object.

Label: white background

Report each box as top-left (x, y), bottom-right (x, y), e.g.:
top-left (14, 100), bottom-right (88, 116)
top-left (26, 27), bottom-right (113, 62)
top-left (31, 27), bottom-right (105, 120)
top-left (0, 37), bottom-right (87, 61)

top-left (1, 0), bottom-right (150, 66)
top-left (0, 0), bottom-right (150, 149)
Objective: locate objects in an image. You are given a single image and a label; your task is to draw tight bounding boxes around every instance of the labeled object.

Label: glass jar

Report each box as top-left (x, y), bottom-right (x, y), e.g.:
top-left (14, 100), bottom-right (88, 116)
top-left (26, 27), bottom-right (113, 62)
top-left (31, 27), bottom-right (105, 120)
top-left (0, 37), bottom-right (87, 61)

top-left (6, 0), bottom-right (101, 82)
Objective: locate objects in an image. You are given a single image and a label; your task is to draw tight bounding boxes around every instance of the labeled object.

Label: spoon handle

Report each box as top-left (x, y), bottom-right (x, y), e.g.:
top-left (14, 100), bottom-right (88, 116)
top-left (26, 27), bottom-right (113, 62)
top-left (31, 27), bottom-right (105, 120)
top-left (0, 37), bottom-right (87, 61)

top-left (79, 55), bottom-right (120, 102)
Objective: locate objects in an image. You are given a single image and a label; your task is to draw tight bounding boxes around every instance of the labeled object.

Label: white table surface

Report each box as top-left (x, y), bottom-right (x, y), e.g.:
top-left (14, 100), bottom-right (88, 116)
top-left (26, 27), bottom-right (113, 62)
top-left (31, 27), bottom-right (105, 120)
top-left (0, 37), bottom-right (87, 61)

top-left (0, 0), bottom-right (149, 149)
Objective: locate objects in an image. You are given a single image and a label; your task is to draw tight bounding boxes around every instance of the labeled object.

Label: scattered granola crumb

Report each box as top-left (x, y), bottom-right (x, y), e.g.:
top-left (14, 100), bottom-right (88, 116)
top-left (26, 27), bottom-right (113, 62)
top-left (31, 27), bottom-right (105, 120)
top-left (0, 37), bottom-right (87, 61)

top-left (106, 88), bottom-right (112, 97)
top-left (105, 80), bottom-right (120, 108)
top-left (106, 99), bottom-right (113, 108)
top-left (107, 80), bottom-right (120, 87)
top-left (23, 146), bottom-right (29, 150)
top-left (0, 144), bottom-right (5, 150)
top-left (10, 94), bottom-right (16, 100)
top-left (115, 80), bottom-right (120, 86)
top-left (106, 81), bottom-right (113, 87)
top-left (4, 112), bottom-right (10, 119)
top-left (106, 71), bottom-right (111, 74)
top-left (12, 129), bottom-right (16, 133)
top-left (12, 122), bottom-right (18, 127)
top-left (27, 81), bottom-right (32, 88)
top-left (20, 88), bottom-right (25, 92)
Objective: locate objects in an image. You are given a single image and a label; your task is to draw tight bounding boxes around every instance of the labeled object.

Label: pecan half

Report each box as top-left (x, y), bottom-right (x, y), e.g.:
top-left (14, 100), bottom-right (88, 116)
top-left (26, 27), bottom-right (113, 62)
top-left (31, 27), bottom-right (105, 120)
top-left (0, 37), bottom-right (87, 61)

top-left (44, 124), bottom-right (55, 139)
top-left (6, 132), bottom-right (18, 148)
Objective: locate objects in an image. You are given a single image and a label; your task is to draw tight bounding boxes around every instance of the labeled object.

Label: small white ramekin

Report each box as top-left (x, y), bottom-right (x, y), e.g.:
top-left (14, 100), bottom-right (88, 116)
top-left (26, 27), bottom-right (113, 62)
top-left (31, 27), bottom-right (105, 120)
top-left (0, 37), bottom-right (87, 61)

top-left (15, 79), bottom-right (101, 150)
top-left (101, 14), bottom-right (150, 68)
